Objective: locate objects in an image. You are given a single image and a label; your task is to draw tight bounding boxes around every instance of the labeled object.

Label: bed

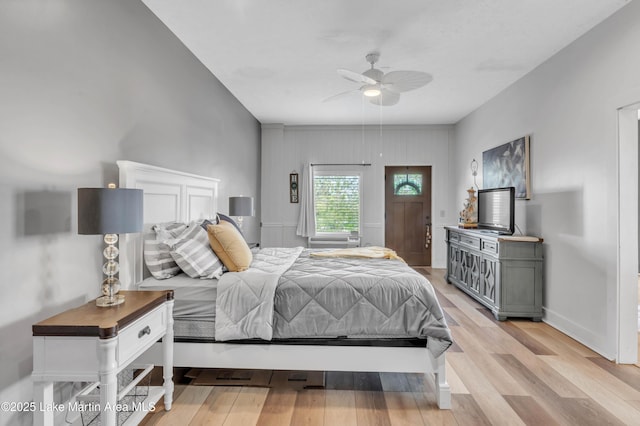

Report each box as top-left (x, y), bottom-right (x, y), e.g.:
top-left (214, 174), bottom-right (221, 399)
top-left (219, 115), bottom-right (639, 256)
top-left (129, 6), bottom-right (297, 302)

top-left (118, 160), bottom-right (453, 409)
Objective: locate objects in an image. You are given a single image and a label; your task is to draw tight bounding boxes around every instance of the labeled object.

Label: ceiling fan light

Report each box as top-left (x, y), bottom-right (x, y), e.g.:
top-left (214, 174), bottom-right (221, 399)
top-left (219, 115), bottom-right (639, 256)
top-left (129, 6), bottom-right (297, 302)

top-left (363, 85), bottom-right (381, 97)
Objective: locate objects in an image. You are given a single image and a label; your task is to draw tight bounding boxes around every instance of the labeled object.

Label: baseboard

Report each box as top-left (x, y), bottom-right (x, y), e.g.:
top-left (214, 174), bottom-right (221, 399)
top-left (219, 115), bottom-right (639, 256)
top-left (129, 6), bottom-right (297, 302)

top-left (542, 307), bottom-right (616, 361)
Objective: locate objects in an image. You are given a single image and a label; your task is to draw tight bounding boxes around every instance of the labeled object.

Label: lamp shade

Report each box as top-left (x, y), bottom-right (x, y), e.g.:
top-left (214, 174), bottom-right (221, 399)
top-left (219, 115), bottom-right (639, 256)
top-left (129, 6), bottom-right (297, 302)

top-left (229, 196), bottom-right (254, 217)
top-left (77, 188), bottom-right (143, 235)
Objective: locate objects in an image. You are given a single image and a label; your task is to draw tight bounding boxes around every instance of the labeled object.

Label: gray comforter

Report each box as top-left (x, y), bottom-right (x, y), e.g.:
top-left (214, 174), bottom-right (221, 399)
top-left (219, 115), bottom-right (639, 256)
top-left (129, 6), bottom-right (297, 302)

top-left (216, 247), bottom-right (452, 357)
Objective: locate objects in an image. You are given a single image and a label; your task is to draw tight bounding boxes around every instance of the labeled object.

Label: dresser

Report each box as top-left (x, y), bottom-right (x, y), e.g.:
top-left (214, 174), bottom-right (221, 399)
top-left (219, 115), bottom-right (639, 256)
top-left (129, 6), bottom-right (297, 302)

top-left (445, 226), bottom-right (543, 321)
top-left (32, 290), bottom-right (174, 426)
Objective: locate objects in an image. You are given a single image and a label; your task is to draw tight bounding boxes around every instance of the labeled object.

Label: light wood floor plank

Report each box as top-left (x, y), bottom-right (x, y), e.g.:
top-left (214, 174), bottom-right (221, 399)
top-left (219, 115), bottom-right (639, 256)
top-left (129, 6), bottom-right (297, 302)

top-left (445, 359), bottom-right (470, 395)
top-left (255, 389), bottom-right (296, 426)
top-left (444, 293), bottom-right (498, 328)
top-left (446, 352), bottom-right (525, 426)
top-left (139, 385), bottom-right (189, 425)
top-left (477, 313), bottom-right (556, 355)
top-left (627, 398), bottom-right (640, 412)
top-left (290, 389), bottom-right (325, 426)
top-left (384, 391), bottom-right (426, 426)
top-left (450, 394), bottom-right (492, 426)
top-left (191, 386), bottom-right (241, 426)
top-left (442, 307), bottom-right (484, 335)
top-left (529, 329), bottom-right (640, 400)
top-left (154, 385), bottom-right (212, 426)
top-left (458, 321), bottom-right (589, 399)
top-left (412, 391), bottom-right (459, 426)
top-left (222, 387), bottom-right (269, 426)
top-left (354, 391), bottom-right (392, 426)
top-left (587, 356), bottom-right (640, 391)
top-left (502, 395), bottom-right (559, 426)
top-left (476, 326), bottom-right (587, 398)
top-left (450, 325), bottom-right (529, 396)
top-left (324, 390), bottom-right (357, 426)
top-left (495, 354), bottom-right (626, 425)
top-left (533, 326), bottom-right (600, 358)
top-left (541, 356), bottom-right (640, 425)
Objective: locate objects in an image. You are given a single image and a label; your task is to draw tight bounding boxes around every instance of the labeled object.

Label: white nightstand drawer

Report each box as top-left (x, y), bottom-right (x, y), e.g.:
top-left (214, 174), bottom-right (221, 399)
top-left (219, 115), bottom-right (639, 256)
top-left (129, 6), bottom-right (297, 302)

top-left (118, 305), bottom-right (166, 365)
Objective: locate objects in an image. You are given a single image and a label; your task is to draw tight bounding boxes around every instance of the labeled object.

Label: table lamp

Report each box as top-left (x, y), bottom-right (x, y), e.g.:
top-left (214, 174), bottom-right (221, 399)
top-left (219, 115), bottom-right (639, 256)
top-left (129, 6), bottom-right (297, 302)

top-left (228, 196), bottom-right (254, 235)
top-left (78, 185), bottom-right (143, 307)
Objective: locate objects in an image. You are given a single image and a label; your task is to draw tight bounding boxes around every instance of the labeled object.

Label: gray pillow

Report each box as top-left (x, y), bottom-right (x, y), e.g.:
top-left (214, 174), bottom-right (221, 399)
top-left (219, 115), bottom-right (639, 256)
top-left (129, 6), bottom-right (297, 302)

top-left (167, 222), bottom-right (224, 279)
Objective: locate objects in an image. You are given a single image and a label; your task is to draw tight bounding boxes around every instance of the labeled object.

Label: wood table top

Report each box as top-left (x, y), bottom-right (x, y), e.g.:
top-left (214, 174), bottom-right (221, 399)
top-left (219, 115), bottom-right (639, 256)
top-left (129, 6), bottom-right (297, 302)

top-left (32, 290), bottom-right (173, 339)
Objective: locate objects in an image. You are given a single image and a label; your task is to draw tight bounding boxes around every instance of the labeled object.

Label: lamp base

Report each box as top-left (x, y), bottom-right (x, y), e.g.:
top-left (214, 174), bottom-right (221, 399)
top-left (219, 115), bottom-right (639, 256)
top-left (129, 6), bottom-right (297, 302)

top-left (96, 294), bottom-right (125, 307)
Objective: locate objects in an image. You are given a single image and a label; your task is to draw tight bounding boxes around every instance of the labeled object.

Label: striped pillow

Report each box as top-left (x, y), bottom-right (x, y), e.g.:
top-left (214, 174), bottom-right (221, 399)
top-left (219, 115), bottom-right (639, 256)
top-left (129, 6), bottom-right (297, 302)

top-left (144, 222), bottom-right (187, 280)
top-left (168, 223), bottom-right (224, 279)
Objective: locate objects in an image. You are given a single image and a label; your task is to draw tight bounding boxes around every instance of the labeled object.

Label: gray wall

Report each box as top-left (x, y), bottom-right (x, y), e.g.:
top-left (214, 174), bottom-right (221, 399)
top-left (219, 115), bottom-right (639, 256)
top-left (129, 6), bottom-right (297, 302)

top-left (260, 124), bottom-right (455, 268)
top-left (0, 1), bottom-right (260, 424)
top-left (454, 1), bottom-right (640, 360)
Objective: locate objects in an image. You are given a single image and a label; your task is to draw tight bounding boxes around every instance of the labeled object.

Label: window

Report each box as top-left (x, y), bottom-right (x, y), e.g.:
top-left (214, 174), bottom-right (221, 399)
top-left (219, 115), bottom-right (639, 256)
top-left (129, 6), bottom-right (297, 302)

top-left (393, 173), bottom-right (423, 195)
top-left (313, 171), bottom-right (361, 234)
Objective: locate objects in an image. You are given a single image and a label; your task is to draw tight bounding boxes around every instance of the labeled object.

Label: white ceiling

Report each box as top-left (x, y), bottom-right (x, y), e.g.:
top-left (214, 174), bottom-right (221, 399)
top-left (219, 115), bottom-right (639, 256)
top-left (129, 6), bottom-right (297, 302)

top-left (142, 0), bottom-right (630, 125)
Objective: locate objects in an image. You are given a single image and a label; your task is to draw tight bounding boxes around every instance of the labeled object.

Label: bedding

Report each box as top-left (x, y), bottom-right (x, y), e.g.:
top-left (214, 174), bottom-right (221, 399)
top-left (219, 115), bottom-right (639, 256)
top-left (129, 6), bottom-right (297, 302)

top-left (139, 273), bottom-right (217, 320)
top-left (309, 246), bottom-right (403, 260)
top-left (216, 247), bottom-right (452, 358)
top-left (140, 246), bottom-right (452, 358)
top-left (215, 247), bottom-right (304, 340)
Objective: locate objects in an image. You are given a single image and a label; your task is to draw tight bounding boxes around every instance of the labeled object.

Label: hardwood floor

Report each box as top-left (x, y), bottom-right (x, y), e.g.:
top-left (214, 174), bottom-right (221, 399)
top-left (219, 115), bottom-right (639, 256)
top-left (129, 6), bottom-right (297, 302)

top-left (140, 268), bottom-right (640, 426)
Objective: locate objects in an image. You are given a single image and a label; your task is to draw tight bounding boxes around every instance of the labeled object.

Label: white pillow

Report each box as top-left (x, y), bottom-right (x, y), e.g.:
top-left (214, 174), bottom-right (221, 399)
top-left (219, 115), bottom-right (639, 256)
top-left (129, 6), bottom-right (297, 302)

top-left (167, 222), bottom-right (224, 279)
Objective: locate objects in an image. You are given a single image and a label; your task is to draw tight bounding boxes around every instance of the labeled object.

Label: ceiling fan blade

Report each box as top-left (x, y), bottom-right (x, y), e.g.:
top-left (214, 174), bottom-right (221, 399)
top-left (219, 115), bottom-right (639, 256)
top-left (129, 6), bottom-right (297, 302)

top-left (337, 68), bottom-right (377, 85)
top-left (369, 89), bottom-right (400, 106)
top-left (382, 71), bottom-right (433, 93)
top-left (322, 89), bottom-right (360, 103)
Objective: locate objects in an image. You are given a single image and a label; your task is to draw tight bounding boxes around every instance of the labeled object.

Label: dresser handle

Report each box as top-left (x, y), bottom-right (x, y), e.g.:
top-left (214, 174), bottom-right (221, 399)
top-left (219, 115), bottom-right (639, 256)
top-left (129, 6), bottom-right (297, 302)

top-left (138, 326), bottom-right (151, 338)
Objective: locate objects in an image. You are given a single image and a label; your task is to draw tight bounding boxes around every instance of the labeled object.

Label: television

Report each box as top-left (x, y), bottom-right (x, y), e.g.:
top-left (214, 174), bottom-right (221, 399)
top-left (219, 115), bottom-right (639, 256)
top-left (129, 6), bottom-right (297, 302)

top-left (477, 187), bottom-right (515, 235)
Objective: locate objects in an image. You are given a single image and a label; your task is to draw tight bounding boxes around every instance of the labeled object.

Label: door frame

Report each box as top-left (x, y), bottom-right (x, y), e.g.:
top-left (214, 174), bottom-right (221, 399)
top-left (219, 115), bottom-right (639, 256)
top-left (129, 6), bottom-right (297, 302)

top-left (617, 102), bottom-right (639, 363)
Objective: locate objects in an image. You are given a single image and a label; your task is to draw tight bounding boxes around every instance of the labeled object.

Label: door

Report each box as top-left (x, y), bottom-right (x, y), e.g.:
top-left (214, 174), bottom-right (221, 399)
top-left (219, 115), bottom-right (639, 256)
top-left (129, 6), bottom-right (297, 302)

top-left (385, 166), bottom-right (432, 266)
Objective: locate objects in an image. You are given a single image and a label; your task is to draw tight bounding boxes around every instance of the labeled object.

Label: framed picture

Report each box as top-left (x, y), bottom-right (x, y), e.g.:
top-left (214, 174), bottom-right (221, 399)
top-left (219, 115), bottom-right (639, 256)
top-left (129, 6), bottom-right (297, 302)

top-left (482, 135), bottom-right (530, 199)
top-left (290, 173), bottom-right (299, 203)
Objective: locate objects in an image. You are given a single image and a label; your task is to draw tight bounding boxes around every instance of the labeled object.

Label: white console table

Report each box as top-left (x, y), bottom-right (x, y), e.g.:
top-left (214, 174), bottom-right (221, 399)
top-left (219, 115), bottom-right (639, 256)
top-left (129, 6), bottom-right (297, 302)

top-left (32, 290), bottom-right (174, 426)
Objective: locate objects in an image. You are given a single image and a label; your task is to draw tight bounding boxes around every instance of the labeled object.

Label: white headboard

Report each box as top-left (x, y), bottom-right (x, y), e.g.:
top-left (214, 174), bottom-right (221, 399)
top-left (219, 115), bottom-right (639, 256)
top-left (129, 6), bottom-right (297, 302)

top-left (117, 160), bottom-right (220, 288)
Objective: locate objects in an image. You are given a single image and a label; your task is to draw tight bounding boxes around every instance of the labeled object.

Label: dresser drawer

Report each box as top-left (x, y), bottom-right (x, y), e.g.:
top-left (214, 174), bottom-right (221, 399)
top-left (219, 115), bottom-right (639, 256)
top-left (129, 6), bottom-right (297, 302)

top-left (481, 239), bottom-right (498, 255)
top-left (118, 306), bottom-right (166, 365)
top-left (459, 235), bottom-right (480, 250)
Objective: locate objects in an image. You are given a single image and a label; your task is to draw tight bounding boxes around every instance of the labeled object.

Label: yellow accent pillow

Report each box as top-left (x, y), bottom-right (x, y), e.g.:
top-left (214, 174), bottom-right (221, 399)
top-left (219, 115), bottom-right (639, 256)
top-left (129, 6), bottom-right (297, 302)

top-left (206, 220), bottom-right (252, 272)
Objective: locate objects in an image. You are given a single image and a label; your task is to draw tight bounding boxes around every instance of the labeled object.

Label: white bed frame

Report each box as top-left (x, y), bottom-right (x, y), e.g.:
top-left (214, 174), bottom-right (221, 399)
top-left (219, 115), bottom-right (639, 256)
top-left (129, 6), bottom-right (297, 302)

top-left (118, 160), bottom-right (451, 409)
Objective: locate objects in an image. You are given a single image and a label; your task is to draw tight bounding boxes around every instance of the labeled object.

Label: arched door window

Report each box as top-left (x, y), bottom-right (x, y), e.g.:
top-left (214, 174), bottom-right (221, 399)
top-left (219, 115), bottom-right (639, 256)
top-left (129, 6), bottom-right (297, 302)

top-left (393, 173), bottom-right (422, 195)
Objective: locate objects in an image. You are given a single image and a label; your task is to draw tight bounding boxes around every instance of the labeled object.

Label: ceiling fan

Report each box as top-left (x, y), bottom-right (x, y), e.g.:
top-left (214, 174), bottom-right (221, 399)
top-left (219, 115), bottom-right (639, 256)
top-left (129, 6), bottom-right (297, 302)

top-left (325, 52), bottom-right (433, 106)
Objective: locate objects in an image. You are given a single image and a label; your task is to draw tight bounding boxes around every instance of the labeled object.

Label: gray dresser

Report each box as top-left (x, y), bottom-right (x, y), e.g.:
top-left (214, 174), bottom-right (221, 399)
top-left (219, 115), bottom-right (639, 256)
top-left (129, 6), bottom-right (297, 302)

top-left (445, 226), bottom-right (543, 321)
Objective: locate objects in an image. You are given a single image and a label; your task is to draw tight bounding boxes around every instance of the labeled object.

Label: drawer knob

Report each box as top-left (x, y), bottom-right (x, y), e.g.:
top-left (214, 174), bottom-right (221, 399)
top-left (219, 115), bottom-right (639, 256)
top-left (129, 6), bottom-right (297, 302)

top-left (138, 326), bottom-right (151, 338)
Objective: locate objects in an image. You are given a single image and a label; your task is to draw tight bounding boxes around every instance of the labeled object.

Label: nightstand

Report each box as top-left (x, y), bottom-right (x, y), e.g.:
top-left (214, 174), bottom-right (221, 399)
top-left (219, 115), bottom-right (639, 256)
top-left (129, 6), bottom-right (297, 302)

top-left (32, 290), bottom-right (174, 426)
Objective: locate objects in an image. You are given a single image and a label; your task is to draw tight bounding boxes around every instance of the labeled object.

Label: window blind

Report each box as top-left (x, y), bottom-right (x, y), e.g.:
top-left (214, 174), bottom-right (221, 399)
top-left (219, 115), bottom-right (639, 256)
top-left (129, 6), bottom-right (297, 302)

top-left (313, 174), bottom-right (360, 233)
